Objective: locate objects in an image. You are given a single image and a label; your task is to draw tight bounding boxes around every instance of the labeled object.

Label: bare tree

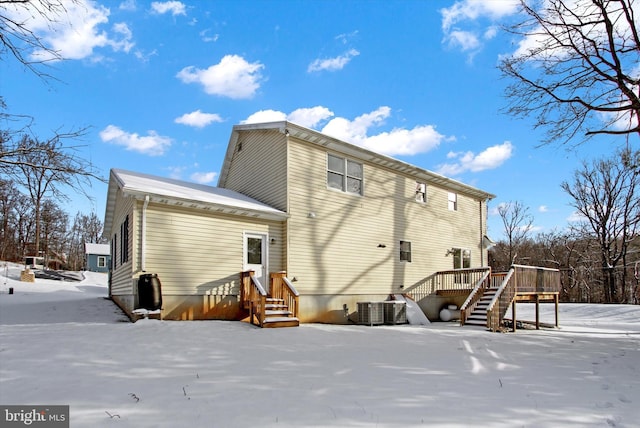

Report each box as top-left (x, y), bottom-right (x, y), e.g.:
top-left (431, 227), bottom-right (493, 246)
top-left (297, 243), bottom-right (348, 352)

top-left (0, 0), bottom-right (80, 77)
top-left (500, 0), bottom-right (640, 145)
top-left (497, 200), bottom-right (535, 265)
top-left (10, 134), bottom-right (102, 262)
top-left (561, 148), bottom-right (640, 302)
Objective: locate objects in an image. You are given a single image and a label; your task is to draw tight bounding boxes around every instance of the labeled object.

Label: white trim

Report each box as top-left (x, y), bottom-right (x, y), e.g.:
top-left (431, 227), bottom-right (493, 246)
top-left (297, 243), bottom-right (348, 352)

top-left (243, 231), bottom-right (269, 291)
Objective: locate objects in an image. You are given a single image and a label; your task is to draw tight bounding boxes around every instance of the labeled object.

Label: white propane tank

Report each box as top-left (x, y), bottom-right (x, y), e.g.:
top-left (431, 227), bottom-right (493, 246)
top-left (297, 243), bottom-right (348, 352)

top-left (439, 305), bottom-right (460, 322)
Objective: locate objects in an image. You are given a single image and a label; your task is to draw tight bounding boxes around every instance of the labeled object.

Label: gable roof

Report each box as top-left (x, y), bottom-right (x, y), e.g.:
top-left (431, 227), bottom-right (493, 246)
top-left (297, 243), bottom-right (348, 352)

top-left (104, 169), bottom-right (288, 236)
top-left (219, 121), bottom-right (496, 201)
top-left (85, 243), bottom-right (110, 256)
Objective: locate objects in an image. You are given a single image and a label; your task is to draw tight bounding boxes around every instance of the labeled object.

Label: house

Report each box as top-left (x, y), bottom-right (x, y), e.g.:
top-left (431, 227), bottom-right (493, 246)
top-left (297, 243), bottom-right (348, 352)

top-left (103, 121), bottom-right (497, 324)
top-left (85, 243), bottom-right (111, 273)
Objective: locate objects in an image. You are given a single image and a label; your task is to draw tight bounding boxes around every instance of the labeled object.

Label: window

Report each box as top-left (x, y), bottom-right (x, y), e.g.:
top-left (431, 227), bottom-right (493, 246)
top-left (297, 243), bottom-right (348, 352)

top-left (400, 241), bottom-right (412, 262)
top-left (327, 154), bottom-right (363, 195)
top-left (97, 256), bottom-right (107, 268)
top-left (448, 192), bottom-right (457, 211)
top-left (452, 248), bottom-right (471, 269)
top-left (453, 248), bottom-right (471, 283)
top-left (247, 237), bottom-right (263, 265)
top-left (416, 182), bottom-right (426, 203)
top-left (112, 234), bottom-right (117, 269)
top-left (120, 215), bottom-right (129, 264)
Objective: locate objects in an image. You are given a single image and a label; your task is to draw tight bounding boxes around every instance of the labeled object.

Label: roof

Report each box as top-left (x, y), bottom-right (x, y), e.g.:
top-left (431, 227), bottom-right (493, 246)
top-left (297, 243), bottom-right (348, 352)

top-left (103, 169), bottom-right (288, 236)
top-left (85, 243), bottom-right (110, 256)
top-left (218, 121), bottom-right (496, 201)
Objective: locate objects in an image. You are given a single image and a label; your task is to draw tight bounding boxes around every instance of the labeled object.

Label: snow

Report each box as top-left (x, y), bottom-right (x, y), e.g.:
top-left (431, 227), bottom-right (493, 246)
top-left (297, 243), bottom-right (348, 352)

top-left (1, 261), bottom-right (639, 427)
top-left (111, 169), bottom-right (287, 217)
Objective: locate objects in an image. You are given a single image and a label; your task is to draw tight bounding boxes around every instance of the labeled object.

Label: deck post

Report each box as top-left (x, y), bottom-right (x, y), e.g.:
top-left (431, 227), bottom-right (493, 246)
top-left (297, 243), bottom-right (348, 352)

top-left (554, 294), bottom-right (559, 327)
top-left (535, 294), bottom-right (540, 330)
top-left (512, 300), bottom-right (516, 332)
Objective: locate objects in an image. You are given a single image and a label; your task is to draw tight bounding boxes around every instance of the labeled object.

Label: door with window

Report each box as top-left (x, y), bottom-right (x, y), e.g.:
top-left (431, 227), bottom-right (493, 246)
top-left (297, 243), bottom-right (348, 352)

top-left (244, 232), bottom-right (268, 292)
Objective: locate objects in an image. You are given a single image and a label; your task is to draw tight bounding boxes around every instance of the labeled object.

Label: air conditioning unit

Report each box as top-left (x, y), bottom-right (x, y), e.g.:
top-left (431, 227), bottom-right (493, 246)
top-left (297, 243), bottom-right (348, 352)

top-left (357, 302), bottom-right (384, 326)
top-left (383, 301), bottom-right (407, 325)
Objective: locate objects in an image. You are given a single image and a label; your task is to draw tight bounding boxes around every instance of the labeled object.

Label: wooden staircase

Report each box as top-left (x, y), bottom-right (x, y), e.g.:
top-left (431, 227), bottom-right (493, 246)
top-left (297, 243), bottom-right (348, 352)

top-left (262, 297), bottom-right (300, 328)
top-left (464, 286), bottom-right (498, 327)
top-left (240, 271), bottom-right (300, 328)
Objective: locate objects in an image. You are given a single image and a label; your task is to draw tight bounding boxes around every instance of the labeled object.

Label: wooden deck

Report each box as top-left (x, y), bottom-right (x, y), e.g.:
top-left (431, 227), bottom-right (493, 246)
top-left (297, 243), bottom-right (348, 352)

top-left (431, 265), bottom-right (562, 332)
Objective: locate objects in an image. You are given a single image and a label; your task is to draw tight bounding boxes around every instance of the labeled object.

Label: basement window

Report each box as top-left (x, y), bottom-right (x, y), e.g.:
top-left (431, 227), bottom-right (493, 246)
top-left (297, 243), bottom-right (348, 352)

top-left (327, 154), bottom-right (363, 195)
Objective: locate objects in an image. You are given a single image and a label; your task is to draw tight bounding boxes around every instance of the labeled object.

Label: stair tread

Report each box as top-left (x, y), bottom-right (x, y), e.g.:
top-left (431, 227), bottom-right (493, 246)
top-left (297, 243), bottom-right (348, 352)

top-left (265, 310), bottom-right (292, 316)
top-left (264, 316), bottom-right (299, 323)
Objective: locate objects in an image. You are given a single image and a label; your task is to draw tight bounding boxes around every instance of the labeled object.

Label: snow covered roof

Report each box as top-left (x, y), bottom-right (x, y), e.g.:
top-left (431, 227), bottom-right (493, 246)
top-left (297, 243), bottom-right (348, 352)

top-left (104, 169), bottom-right (287, 236)
top-left (85, 243), bottom-right (110, 256)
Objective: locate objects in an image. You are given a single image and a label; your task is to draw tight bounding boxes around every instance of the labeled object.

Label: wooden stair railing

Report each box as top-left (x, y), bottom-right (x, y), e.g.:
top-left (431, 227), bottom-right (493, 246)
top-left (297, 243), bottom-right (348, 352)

top-left (240, 271), bottom-right (300, 328)
top-left (485, 265), bottom-right (561, 332)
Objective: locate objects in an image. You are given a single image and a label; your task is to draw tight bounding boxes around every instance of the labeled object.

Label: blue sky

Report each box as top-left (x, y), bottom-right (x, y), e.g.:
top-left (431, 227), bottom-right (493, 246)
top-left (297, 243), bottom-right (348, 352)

top-left (2, 0), bottom-right (633, 240)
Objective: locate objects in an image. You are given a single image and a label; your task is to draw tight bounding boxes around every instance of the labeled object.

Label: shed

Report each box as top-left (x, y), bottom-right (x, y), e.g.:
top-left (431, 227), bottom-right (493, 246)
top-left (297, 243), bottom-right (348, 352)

top-left (85, 243), bottom-right (111, 273)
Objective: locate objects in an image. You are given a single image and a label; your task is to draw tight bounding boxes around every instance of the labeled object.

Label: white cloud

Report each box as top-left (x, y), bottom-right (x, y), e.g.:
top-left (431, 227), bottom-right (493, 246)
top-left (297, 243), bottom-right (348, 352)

top-left (243, 107), bottom-right (334, 129)
top-left (100, 125), bottom-right (172, 156)
top-left (6, 0), bottom-right (135, 62)
top-left (243, 106), bottom-right (446, 156)
top-left (119, 0), bottom-right (137, 11)
top-left (177, 55), bottom-right (264, 99)
top-left (308, 49), bottom-right (360, 73)
top-left (440, 0), bottom-right (519, 55)
top-left (539, 205), bottom-right (549, 213)
top-left (175, 110), bottom-right (224, 128)
top-left (243, 110), bottom-right (288, 124)
top-left (200, 29), bottom-right (219, 43)
top-left (287, 107), bottom-right (334, 128)
top-left (445, 30), bottom-right (481, 51)
top-left (190, 171), bottom-right (218, 184)
top-left (437, 141), bottom-right (513, 175)
top-left (441, 0), bottom-right (520, 32)
top-left (321, 107), bottom-right (449, 156)
top-left (567, 210), bottom-right (586, 223)
top-left (151, 1), bottom-right (186, 16)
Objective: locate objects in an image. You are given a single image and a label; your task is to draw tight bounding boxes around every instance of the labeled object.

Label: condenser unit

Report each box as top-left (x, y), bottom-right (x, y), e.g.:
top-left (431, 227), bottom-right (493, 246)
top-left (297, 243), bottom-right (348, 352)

top-left (357, 302), bottom-right (384, 326)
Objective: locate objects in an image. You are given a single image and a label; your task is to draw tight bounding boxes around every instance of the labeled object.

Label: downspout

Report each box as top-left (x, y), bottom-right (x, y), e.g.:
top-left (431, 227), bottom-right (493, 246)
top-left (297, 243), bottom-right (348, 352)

top-left (480, 200), bottom-right (484, 266)
top-left (141, 195), bottom-right (149, 272)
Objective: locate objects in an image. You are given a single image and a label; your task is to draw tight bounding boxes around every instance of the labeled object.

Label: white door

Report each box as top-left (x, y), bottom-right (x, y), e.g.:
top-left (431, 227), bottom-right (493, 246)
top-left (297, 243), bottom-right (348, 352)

top-left (244, 232), bottom-right (268, 292)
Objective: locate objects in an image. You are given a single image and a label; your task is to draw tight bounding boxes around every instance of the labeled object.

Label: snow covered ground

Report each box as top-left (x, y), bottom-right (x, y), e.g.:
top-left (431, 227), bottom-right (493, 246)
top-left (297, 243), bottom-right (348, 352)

top-left (1, 261), bottom-right (639, 428)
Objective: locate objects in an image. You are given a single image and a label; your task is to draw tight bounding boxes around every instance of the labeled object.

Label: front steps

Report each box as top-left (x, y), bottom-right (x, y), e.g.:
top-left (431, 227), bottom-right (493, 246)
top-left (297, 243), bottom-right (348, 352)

top-left (261, 297), bottom-right (300, 328)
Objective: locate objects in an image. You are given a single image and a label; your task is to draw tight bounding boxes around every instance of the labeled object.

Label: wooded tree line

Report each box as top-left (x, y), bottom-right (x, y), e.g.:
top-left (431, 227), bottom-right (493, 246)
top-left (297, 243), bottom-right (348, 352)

top-left (0, 177), bottom-right (105, 270)
top-left (489, 149), bottom-right (640, 304)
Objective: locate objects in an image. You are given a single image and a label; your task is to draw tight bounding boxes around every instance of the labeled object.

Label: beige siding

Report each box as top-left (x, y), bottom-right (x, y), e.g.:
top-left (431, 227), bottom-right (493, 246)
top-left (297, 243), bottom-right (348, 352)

top-left (109, 189), bottom-right (136, 296)
top-left (222, 129), bottom-right (288, 211)
top-left (142, 203), bottom-right (285, 297)
top-left (286, 137), bottom-right (488, 296)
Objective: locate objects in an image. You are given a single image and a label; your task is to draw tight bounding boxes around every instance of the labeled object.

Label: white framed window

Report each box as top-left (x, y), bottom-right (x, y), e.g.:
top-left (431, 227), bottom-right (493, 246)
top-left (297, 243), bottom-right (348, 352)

top-left (416, 182), bottom-right (426, 203)
top-left (448, 192), bottom-right (457, 211)
top-left (400, 241), bottom-right (412, 262)
top-left (97, 256), bottom-right (107, 268)
top-left (327, 154), bottom-right (363, 195)
top-left (452, 248), bottom-right (471, 269)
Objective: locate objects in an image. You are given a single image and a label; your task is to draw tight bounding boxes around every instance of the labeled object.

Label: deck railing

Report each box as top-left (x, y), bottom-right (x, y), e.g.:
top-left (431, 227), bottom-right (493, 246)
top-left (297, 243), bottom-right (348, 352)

top-left (459, 268), bottom-right (492, 325)
top-left (240, 270), bottom-right (267, 327)
top-left (270, 272), bottom-right (300, 319)
top-left (406, 267), bottom-right (491, 302)
top-left (486, 265), bottom-right (561, 332)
